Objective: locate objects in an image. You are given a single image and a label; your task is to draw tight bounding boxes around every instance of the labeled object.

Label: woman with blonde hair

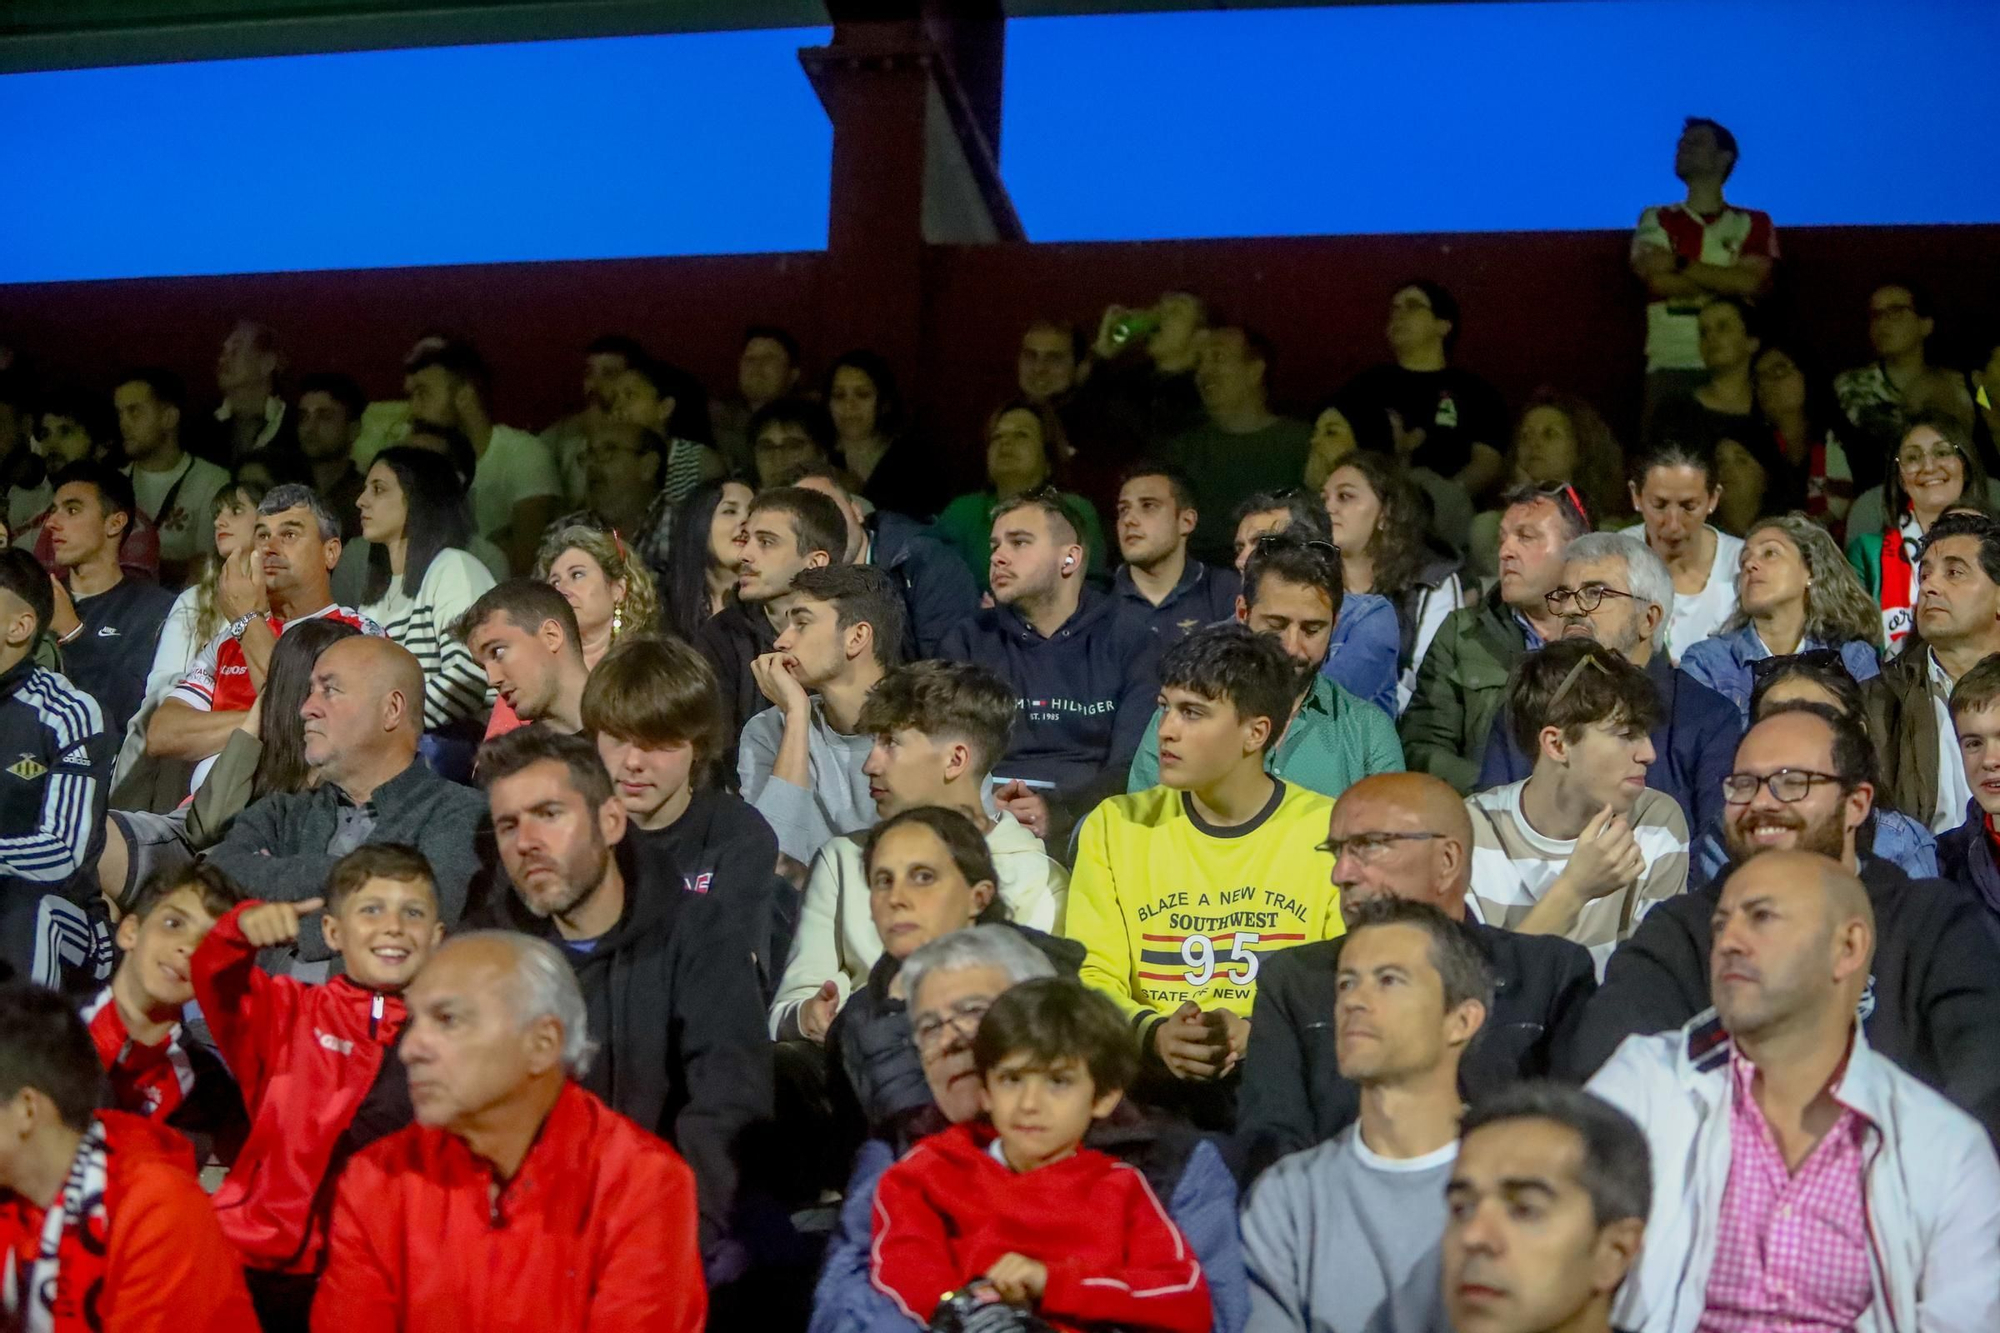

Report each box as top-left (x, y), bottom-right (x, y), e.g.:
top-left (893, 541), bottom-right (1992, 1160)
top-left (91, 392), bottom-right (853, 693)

top-left (533, 520), bottom-right (661, 670)
top-left (1680, 511), bottom-right (1882, 722)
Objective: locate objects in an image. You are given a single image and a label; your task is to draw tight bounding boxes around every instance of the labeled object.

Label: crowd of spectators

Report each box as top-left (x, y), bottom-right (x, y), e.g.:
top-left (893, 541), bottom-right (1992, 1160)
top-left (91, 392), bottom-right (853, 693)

top-left (0, 114), bottom-right (1996, 1333)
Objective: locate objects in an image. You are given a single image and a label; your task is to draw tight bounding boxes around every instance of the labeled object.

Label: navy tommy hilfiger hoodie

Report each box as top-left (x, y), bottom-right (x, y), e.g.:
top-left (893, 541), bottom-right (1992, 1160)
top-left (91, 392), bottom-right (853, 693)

top-left (938, 586), bottom-right (1162, 811)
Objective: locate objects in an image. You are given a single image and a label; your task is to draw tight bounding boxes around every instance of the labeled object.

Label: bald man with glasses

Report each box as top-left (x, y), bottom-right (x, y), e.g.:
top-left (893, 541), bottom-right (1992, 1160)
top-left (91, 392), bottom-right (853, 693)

top-left (1236, 771), bottom-right (1597, 1179)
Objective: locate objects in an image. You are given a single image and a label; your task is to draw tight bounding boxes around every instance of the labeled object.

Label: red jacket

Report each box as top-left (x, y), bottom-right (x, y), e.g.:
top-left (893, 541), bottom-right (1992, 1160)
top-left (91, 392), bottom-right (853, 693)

top-left (312, 1081), bottom-right (706, 1333)
top-left (870, 1121), bottom-right (1211, 1333)
top-left (0, 1111), bottom-right (256, 1332)
top-left (191, 901), bottom-right (407, 1273)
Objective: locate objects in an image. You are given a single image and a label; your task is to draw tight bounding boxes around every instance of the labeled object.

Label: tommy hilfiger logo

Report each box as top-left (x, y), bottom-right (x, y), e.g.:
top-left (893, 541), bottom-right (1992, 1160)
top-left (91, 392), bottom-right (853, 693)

top-left (6, 755), bottom-right (46, 781)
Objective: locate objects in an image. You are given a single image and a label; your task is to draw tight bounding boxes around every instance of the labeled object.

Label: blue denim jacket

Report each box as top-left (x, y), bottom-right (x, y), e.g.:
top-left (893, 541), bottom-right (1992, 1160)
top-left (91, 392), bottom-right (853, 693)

top-left (1322, 591), bottom-right (1397, 719)
top-left (1678, 624), bottom-right (1881, 726)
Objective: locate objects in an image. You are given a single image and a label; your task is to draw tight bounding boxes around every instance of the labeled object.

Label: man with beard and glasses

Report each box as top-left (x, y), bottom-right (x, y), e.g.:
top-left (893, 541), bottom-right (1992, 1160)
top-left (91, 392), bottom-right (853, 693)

top-left (477, 725), bottom-right (769, 1279)
top-left (1566, 703), bottom-right (2000, 1141)
top-left (1588, 852), bottom-right (2000, 1333)
top-left (1126, 531), bottom-right (1402, 799)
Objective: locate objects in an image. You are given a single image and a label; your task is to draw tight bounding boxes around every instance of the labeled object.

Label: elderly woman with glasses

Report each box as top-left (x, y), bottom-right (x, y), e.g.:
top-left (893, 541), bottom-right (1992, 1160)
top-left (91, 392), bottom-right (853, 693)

top-left (1680, 513), bottom-right (1882, 724)
top-left (808, 921), bottom-right (1250, 1333)
top-left (1845, 413), bottom-right (1994, 652)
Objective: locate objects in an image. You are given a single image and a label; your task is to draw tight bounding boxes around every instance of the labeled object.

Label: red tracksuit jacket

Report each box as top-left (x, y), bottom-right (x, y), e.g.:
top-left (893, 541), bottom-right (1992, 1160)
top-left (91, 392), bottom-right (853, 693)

top-left (191, 902), bottom-right (406, 1273)
top-left (311, 1081), bottom-right (707, 1333)
top-left (870, 1121), bottom-right (1211, 1333)
top-left (0, 1111), bottom-right (257, 1332)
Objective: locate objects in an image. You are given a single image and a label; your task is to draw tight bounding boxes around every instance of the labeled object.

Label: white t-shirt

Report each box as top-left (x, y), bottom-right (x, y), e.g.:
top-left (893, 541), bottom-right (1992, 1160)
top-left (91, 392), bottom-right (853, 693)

top-left (470, 425), bottom-right (561, 549)
top-left (1665, 527), bottom-right (1743, 665)
top-left (128, 454), bottom-right (230, 570)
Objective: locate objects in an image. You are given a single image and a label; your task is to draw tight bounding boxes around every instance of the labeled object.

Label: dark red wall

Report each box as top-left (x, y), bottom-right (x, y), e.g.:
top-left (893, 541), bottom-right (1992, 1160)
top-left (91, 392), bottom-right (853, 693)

top-left (3, 224), bottom-right (1995, 489)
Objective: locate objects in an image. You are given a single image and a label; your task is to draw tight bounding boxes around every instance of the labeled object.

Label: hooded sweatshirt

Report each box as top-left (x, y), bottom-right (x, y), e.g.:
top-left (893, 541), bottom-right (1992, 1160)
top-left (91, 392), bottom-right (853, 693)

top-left (190, 903), bottom-right (413, 1274)
top-left (490, 836), bottom-right (772, 1257)
top-left (936, 587), bottom-right (1162, 810)
top-left (769, 810), bottom-right (1069, 1038)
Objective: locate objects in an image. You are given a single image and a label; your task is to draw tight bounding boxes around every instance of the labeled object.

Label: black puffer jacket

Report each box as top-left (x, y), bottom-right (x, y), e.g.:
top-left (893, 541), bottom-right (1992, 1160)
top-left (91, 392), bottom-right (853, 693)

top-left (489, 835), bottom-right (773, 1255)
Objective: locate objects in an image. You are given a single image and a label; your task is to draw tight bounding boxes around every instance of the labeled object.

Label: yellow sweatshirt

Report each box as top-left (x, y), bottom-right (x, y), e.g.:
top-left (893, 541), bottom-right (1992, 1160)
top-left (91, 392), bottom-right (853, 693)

top-left (1064, 781), bottom-right (1341, 1031)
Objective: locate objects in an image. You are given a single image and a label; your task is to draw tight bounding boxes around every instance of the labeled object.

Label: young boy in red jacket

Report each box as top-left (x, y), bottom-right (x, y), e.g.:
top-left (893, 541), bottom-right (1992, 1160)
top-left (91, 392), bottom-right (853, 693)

top-left (0, 982), bottom-right (257, 1332)
top-left (192, 843), bottom-right (443, 1332)
top-left (82, 863), bottom-right (242, 1127)
top-left (870, 977), bottom-right (1211, 1333)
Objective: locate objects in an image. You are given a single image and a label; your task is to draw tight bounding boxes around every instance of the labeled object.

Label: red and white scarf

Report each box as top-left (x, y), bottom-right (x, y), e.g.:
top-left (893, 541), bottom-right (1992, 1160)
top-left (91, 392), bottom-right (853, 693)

top-left (2, 1119), bottom-right (110, 1333)
top-left (80, 989), bottom-right (191, 1122)
top-left (1878, 509), bottom-right (1923, 650)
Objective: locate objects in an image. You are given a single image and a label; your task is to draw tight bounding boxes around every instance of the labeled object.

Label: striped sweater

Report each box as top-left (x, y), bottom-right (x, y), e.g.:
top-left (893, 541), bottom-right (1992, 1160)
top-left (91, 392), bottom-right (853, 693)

top-left (360, 548), bottom-right (496, 730)
top-left (1465, 779), bottom-right (1689, 975)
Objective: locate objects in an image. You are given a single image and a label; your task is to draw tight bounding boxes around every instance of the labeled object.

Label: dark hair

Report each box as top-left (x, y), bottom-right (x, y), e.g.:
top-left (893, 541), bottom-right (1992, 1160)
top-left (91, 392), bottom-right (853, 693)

top-left (983, 398), bottom-right (1072, 491)
top-left (1510, 388), bottom-right (1625, 525)
top-left (296, 371), bottom-right (368, 423)
top-left (1889, 415), bottom-right (1993, 528)
top-left (250, 617), bottom-right (362, 800)
top-left (327, 844), bottom-right (436, 913)
top-left (582, 635), bottom-right (727, 774)
top-left (404, 340), bottom-right (491, 408)
top-left (1748, 652), bottom-right (1866, 721)
top-left (1242, 529), bottom-right (1345, 628)
top-left (127, 861), bottom-right (244, 925)
top-left (1461, 1081), bottom-right (1652, 1228)
top-left (114, 367), bottom-right (187, 414)
top-left (1754, 700), bottom-right (1880, 793)
top-left (1507, 639), bottom-right (1661, 758)
top-left (455, 580), bottom-right (583, 659)
top-left (973, 977), bottom-right (1137, 1095)
top-left (1499, 481), bottom-right (1592, 544)
top-left (1751, 341), bottom-right (1853, 465)
top-left (236, 446), bottom-right (315, 492)
top-left (662, 480), bottom-right (748, 641)
top-left (1683, 116), bottom-right (1739, 163)
top-left (1159, 624), bottom-right (1298, 753)
top-left (49, 459), bottom-right (137, 526)
top-left (626, 358), bottom-right (715, 446)
top-left (858, 661), bottom-right (1017, 777)
top-left (1918, 507), bottom-right (2000, 586)
top-left (0, 548), bottom-right (52, 641)
top-left (476, 724), bottom-right (614, 809)
top-left (1022, 318), bottom-right (1085, 365)
top-left (748, 486), bottom-right (851, 564)
top-left (787, 564), bottom-right (906, 671)
top-left (585, 333), bottom-right (647, 364)
top-left (742, 324), bottom-right (801, 366)
top-left (1310, 390), bottom-right (1392, 456)
top-left (1331, 452), bottom-right (1429, 596)
top-left (0, 984), bottom-right (104, 1132)
top-left (1116, 459), bottom-right (1197, 512)
top-left (823, 349), bottom-right (906, 441)
top-left (1873, 278), bottom-right (1935, 322)
top-left (862, 806), bottom-right (1003, 917)
top-left (1951, 653), bottom-right (2000, 722)
top-left (746, 397), bottom-right (837, 458)
top-left (1699, 294), bottom-right (1762, 346)
top-left (1233, 488), bottom-right (1331, 542)
top-left (1395, 279), bottom-right (1461, 355)
top-left (362, 446), bottom-right (473, 603)
top-left (403, 420), bottom-right (479, 489)
top-left (36, 388), bottom-right (114, 451)
top-left (1342, 897), bottom-right (1495, 1017)
top-left (1628, 433), bottom-right (1720, 492)
top-left (991, 490), bottom-right (1085, 550)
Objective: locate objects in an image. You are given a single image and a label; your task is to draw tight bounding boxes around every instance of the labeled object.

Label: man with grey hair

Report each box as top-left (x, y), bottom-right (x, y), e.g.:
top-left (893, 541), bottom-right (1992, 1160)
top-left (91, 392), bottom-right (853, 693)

top-left (147, 481), bottom-right (380, 794)
top-left (808, 924), bottom-right (1252, 1333)
top-left (314, 931), bottom-right (709, 1331)
top-left (1476, 530), bottom-right (1741, 833)
top-left (1241, 899), bottom-right (1491, 1333)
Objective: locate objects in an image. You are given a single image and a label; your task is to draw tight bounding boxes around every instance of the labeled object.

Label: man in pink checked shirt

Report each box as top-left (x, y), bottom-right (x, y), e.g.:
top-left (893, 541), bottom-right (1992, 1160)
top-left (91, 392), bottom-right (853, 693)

top-left (1585, 850), bottom-right (2000, 1333)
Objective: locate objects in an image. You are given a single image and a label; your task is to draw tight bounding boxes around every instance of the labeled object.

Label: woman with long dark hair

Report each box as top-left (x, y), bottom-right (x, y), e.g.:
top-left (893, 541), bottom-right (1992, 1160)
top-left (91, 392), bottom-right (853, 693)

top-left (356, 445), bottom-right (496, 730)
top-left (660, 478), bottom-right (754, 641)
top-left (1845, 412), bottom-right (1992, 651)
top-left (1753, 341), bottom-right (1855, 538)
top-left (824, 350), bottom-right (944, 518)
top-left (933, 399), bottom-right (1106, 593)
top-left (1321, 451), bottom-right (1462, 713)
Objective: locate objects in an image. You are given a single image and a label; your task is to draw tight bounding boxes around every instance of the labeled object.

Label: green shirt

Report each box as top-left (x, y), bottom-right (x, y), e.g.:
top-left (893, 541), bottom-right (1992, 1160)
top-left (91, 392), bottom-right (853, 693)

top-left (1126, 673), bottom-right (1404, 800)
top-left (933, 489), bottom-right (1108, 594)
top-left (1164, 416), bottom-right (1313, 563)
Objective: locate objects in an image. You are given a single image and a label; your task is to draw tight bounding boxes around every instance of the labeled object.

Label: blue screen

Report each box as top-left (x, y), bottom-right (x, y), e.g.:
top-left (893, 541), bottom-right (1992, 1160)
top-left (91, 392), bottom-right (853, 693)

top-left (0, 27), bottom-right (834, 283)
top-left (1001, 0), bottom-right (2000, 240)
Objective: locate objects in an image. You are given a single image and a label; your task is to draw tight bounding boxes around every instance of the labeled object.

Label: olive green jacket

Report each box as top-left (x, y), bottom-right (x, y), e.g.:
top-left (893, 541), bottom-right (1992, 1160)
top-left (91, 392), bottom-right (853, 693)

top-left (1397, 591), bottom-right (1532, 793)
